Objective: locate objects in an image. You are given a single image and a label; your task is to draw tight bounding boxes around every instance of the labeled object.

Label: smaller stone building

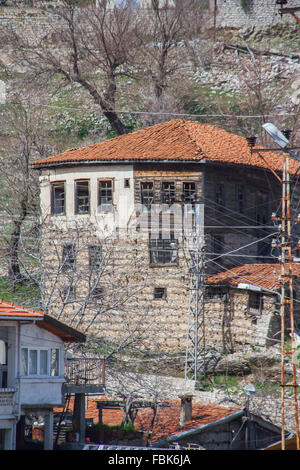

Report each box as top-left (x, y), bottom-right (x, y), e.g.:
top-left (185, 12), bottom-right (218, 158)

top-left (205, 263), bottom-right (300, 353)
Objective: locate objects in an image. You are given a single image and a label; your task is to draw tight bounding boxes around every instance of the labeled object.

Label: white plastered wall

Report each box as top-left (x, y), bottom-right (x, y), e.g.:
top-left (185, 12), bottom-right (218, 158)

top-left (40, 164), bottom-right (135, 236)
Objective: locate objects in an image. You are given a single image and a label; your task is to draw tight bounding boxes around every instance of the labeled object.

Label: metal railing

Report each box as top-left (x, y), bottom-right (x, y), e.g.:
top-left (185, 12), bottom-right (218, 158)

top-left (64, 358), bottom-right (105, 386)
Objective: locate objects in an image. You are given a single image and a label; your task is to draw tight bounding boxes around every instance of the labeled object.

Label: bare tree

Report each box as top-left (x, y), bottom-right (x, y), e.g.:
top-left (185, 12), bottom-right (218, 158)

top-left (0, 99), bottom-right (50, 283)
top-left (8, 0), bottom-right (140, 136)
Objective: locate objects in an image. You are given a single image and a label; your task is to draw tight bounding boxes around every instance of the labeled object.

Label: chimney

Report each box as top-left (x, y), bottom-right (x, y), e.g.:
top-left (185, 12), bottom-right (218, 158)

top-left (179, 394), bottom-right (193, 428)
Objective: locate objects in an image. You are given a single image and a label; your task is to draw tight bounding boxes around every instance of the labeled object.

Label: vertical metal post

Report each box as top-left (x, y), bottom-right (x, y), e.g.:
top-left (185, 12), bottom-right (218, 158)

top-left (280, 155), bottom-right (300, 450)
top-left (185, 203), bottom-right (206, 382)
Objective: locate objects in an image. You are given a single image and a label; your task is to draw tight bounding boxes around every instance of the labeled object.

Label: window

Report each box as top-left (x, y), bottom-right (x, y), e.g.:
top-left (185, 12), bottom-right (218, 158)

top-left (161, 182), bottom-right (175, 205)
top-left (149, 237), bottom-right (178, 264)
top-left (51, 349), bottom-right (59, 376)
top-left (205, 287), bottom-right (228, 301)
top-left (257, 240), bottom-right (270, 261)
top-left (236, 184), bottom-right (245, 214)
top-left (248, 292), bottom-right (263, 314)
top-left (141, 182), bottom-right (154, 210)
top-left (182, 182), bottom-right (196, 203)
top-left (124, 178), bottom-right (130, 188)
top-left (255, 191), bottom-right (269, 225)
top-left (62, 244), bottom-right (76, 272)
top-left (154, 287), bottom-right (166, 299)
top-left (21, 348), bottom-right (59, 376)
top-left (90, 286), bottom-right (104, 303)
top-left (75, 180), bottom-right (90, 214)
top-left (40, 350), bottom-right (48, 376)
top-left (89, 244), bottom-right (102, 270)
top-left (215, 183), bottom-right (225, 208)
top-left (212, 235), bottom-right (224, 258)
top-left (51, 182), bottom-right (65, 216)
top-left (98, 180), bottom-right (113, 209)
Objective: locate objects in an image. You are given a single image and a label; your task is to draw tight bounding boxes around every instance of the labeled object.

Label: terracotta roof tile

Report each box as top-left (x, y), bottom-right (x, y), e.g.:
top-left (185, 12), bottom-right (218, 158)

top-left (134, 400), bottom-right (240, 444)
top-left (0, 299), bottom-right (44, 319)
top-left (206, 263), bottom-right (300, 291)
top-left (55, 398), bottom-right (240, 444)
top-left (31, 119), bottom-right (298, 173)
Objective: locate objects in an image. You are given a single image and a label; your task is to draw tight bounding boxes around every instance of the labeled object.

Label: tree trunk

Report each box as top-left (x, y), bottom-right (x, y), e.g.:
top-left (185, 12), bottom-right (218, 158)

top-left (8, 200), bottom-right (27, 284)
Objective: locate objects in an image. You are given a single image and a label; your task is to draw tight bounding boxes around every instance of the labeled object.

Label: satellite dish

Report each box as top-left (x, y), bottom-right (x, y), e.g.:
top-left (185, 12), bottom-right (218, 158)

top-left (244, 383), bottom-right (256, 396)
top-left (262, 123), bottom-right (289, 149)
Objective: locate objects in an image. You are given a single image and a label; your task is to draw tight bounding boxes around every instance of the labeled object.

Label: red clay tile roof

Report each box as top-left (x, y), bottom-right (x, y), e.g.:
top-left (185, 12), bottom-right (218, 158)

top-left (206, 263), bottom-right (300, 291)
top-left (0, 300), bottom-right (85, 342)
top-left (134, 400), bottom-right (241, 444)
top-left (0, 299), bottom-right (44, 319)
top-left (31, 119), bottom-right (298, 173)
top-left (55, 398), bottom-right (240, 444)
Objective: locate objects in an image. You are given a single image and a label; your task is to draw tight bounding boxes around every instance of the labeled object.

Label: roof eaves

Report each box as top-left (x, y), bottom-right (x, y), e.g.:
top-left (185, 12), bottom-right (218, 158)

top-left (32, 159), bottom-right (207, 169)
top-left (150, 409), bottom-right (245, 447)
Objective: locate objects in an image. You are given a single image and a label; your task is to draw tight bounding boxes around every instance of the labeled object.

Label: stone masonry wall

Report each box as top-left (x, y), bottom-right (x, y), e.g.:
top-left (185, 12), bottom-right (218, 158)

top-left (41, 218), bottom-right (281, 355)
top-left (210, 0), bottom-right (294, 29)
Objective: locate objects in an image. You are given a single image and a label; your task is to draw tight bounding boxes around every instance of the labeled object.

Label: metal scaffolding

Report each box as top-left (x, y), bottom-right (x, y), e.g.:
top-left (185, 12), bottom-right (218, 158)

top-left (184, 203), bottom-right (207, 382)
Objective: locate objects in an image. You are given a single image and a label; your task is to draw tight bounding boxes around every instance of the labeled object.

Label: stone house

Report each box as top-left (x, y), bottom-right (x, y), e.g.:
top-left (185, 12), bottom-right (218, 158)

top-left (31, 118), bottom-right (300, 354)
top-left (205, 262), bottom-right (300, 353)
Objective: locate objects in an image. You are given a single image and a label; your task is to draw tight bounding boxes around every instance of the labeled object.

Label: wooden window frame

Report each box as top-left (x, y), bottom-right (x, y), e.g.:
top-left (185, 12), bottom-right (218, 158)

top-left (51, 181), bottom-right (66, 216)
top-left (74, 179), bottom-right (90, 215)
top-left (98, 178), bottom-right (114, 210)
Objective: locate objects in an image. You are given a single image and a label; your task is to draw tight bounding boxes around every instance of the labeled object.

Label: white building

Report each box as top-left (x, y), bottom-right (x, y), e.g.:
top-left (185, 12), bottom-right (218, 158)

top-left (0, 299), bottom-right (86, 450)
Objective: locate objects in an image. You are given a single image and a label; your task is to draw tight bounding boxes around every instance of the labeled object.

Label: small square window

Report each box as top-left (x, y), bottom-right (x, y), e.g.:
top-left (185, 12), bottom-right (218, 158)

top-left (90, 287), bottom-right (104, 302)
top-left (149, 237), bottom-right (178, 265)
top-left (154, 287), bottom-right (166, 299)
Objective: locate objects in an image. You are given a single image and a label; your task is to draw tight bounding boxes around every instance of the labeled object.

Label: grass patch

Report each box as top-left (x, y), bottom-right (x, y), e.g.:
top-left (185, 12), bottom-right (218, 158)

top-left (0, 276), bottom-right (40, 309)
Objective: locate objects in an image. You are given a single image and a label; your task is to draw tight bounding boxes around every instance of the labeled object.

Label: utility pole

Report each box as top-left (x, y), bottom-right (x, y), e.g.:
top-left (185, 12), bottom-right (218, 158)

top-left (248, 124), bottom-right (300, 450)
top-left (184, 203), bottom-right (207, 383)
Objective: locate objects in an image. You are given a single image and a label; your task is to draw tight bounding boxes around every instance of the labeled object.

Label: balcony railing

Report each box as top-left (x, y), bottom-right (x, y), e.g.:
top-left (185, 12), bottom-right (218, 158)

top-left (64, 358), bottom-right (105, 387)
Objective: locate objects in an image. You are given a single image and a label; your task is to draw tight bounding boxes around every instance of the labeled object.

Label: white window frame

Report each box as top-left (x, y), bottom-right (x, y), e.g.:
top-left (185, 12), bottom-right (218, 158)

top-left (21, 348), bottom-right (60, 377)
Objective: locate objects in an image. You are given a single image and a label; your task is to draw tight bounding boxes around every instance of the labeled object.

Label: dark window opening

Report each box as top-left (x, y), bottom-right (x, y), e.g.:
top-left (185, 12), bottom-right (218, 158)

top-left (205, 287), bottom-right (228, 301)
top-left (75, 180), bottom-right (90, 214)
top-left (182, 182), bottom-right (196, 203)
top-left (257, 241), bottom-right (271, 261)
top-left (124, 178), bottom-right (130, 188)
top-left (98, 180), bottom-right (113, 207)
top-left (90, 287), bottom-right (104, 303)
top-left (236, 184), bottom-right (245, 214)
top-left (154, 287), bottom-right (166, 299)
top-left (141, 182), bottom-right (154, 210)
top-left (215, 183), bottom-right (225, 208)
top-left (62, 244), bottom-right (76, 272)
top-left (51, 182), bottom-right (65, 216)
top-left (255, 191), bottom-right (269, 226)
top-left (89, 244), bottom-right (102, 270)
top-left (248, 292), bottom-right (263, 314)
top-left (212, 235), bottom-right (224, 257)
top-left (149, 236), bottom-right (178, 265)
top-left (161, 181), bottom-right (175, 205)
